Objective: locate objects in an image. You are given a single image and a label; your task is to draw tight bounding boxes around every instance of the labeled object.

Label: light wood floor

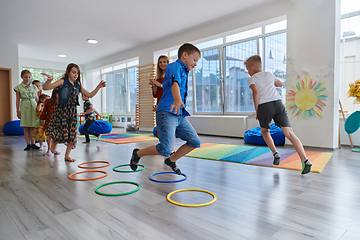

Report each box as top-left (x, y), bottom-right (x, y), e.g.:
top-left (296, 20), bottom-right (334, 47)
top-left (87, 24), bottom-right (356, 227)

top-left (1, 130), bottom-right (360, 240)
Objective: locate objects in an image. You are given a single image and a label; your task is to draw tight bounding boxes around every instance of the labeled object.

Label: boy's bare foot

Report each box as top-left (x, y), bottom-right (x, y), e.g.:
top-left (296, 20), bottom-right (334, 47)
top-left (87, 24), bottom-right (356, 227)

top-left (97, 134), bottom-right (102, 141)
top-left (82, 141), bottom-right (91, 144)
top-left (65, 157), bottom-right (76, 162)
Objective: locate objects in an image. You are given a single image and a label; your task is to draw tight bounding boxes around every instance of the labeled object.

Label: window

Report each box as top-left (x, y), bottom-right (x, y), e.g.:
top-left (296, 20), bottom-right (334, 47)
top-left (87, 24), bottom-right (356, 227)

top-left (264, 32), bottom-right (287, 102)
top-left (101, 58), bottom-right (139, 115)
top-left (22, 67), bottom-right (64, 89)
top-left (23, 67), bottom-right (64, 83)
top-left (194, 48), bottom-right (221, 113)
top-left (340, 1), bottom-right (360, 113)
top-left (224, 39), bottom-right (258, 113)
top-left (155, 19), bottom-right (287, 116)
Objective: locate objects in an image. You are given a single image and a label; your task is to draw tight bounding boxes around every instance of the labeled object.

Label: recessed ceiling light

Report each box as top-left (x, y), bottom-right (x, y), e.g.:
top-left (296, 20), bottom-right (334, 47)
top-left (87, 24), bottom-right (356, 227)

top-left (87, 39), bottom-right (98, 44)
top-left (58, 54), bottom-right (66, 58)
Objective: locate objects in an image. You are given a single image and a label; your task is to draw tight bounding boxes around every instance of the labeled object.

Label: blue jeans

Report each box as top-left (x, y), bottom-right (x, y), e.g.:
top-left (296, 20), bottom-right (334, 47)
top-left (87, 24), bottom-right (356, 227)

top-left (155, 111), bottom-right (200, 157)
top-left (83, 120), bottom-right (100, 142)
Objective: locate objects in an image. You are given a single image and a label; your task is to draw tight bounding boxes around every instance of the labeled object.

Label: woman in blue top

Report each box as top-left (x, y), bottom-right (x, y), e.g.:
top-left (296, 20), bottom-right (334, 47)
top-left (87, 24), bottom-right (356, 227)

top-left (42, 63), bottom-right (106, 162)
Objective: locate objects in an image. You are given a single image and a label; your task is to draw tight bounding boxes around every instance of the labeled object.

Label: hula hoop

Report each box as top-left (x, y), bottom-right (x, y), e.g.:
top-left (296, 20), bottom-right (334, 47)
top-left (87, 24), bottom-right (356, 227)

top-left (167, 189), bottom-right (217, 207)
top-left (95, 181), bottom-right (141, 196)
top-left (113, 164), bottom-right (146, 172)
top-left (149, 172), bottom-right (187, 183)
top-left (68, 170), bottom-right (108, 181)
top-left (78, 161), bottom-right (110, 169)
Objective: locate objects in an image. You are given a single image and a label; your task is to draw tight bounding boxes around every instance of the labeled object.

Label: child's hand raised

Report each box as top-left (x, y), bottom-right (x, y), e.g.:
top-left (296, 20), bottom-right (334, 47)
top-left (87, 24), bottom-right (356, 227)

top-left (170, 100), bottom-right (185, 115)
top-left (41, 73), bottom-right (53, 81)
top-left (98, 80), bottom-right (106, 88)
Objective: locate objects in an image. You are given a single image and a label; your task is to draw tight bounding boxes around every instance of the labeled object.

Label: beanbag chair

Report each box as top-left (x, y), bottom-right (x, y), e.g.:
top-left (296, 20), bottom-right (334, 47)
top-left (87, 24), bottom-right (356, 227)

top-left (78, 120), bottom-right (112, 135)
top-left (244, 123), bottom-right (285, 146)
top-left (2, 120), bottom-right (24, 135)
top-left (345, 110), bottom-right (360, 134)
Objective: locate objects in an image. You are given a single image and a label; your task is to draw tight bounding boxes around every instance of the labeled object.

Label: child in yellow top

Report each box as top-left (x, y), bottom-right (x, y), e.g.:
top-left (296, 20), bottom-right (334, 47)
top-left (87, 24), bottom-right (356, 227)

top-left (34, 94), bottom-right (50, 151)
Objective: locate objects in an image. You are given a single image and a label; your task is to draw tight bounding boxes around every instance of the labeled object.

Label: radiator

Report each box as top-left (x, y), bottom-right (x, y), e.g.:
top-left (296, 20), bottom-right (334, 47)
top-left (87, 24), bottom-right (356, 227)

top-left (187, 115), bottom-right (247, 138)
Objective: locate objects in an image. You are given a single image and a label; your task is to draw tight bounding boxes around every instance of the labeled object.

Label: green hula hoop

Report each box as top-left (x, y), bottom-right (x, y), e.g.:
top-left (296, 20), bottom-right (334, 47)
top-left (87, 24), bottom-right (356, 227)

top-left (113, 163), bottom-right (146, 172)
top-left (95, 181), bottom-right (141, 196)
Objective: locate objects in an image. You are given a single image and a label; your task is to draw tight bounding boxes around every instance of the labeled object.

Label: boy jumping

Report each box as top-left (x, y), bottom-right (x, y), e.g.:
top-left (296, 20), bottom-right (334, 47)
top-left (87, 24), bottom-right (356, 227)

top-left (245, 55), bottom-right (312, 174)
top-left (130, 43), bottom-right (201, 174)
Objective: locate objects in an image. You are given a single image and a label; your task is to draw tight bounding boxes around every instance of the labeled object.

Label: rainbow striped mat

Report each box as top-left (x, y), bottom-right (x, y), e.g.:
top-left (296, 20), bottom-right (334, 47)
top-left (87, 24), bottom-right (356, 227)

top-left (185, 143), bottom-right (333, 173)
top-left (78, 133), bottom-right (158, 144)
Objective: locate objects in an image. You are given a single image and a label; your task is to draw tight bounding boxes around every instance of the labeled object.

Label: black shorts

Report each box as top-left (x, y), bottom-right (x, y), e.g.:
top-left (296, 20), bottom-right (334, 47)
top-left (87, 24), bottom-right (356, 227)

top-left (257, 99), bottom-right (291, 129)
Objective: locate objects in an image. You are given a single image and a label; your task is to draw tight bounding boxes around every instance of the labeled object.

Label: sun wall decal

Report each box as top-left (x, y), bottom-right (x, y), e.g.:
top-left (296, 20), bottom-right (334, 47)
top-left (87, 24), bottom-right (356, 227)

top-left (285, 74), bottom-right (330, 120)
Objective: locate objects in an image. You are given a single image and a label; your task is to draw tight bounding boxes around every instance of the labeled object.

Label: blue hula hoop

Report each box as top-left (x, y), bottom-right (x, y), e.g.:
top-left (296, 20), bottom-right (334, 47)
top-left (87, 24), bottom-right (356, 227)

top-left (149, 171), bottom-right (187, 183)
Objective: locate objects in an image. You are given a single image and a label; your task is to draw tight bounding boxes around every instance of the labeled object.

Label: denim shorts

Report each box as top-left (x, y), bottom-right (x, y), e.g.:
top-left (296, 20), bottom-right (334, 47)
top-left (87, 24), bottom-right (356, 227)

top-left (155, 111), bottom-right (201, 157)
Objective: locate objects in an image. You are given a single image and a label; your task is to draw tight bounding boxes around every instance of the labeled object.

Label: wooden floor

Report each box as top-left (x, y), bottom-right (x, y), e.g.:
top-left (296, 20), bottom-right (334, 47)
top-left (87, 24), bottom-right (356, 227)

top-left (1, 130), bottom-right (360, 240)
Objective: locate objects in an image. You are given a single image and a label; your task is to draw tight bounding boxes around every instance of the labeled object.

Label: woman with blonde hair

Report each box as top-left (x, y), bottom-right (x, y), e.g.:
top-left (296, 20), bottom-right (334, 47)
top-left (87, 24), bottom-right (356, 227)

top-left (149, 55), bottom-right (169, 111)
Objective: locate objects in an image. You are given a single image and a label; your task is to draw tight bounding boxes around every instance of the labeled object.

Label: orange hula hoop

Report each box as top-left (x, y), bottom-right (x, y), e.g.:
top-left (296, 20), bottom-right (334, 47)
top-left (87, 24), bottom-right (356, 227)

top-left (78, 161), bottom-right (110, 169)
top-left (68, 170), bottom-right (108, 181)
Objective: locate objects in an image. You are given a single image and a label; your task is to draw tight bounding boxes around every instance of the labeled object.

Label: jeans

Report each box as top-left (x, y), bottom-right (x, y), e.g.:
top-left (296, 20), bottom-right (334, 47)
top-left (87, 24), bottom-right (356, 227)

top-left (155, 111), bottom-right (200, 157)
top-left (83, 120), bottom-right (99, 142)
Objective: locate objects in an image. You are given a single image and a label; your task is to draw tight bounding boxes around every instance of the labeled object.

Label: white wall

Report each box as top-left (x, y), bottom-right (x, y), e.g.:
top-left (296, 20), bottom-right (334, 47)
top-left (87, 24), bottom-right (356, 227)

top-left (285, 0), bottom-right (339, 148)
top-left (0, 41), bottom-right (19, 120)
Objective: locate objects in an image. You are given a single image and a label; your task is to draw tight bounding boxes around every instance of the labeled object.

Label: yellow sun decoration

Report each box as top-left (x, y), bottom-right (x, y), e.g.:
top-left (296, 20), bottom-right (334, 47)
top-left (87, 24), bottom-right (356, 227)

top-left (285, 74), bottom-right (330, 120)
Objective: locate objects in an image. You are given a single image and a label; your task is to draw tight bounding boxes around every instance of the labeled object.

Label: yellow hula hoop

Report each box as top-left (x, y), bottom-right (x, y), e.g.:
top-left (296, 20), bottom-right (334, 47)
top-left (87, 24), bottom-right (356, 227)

top-left (166, 189), bottom-right (217, 207)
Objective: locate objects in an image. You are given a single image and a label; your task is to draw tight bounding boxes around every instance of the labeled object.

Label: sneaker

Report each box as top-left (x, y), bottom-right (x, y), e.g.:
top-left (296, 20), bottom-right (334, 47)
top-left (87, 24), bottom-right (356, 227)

top-left (39, 146), bottom-right (44, 151)
top-left (130, 149), bottom-right (140, 171)
top-left (273, 151), bottom-right (281, 165)
top-left (164, 158), bottom-right (182, 175)
top-left (54, 151), bottom-right (61, 155)
top-left (24, 145), bottom-right (31, 151)
top-left (31, 144), bottom-right (40, 150)
top-left (301, 159), bottom-right (312, 174)
top-left (45, 150), bottom-right (51, 156)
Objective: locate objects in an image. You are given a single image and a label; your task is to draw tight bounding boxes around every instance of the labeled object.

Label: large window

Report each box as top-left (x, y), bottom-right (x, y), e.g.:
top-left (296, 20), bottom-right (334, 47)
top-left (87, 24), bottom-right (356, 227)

top-left (22, 67), bottom-right (64, 84)
top-left (195, 48), bottom-right (221, 113)
top-left (224, 39), bottom-right (258, 113)
top-left (101, 58), bottom-right (139, 115)
top-left (264, 32), bottom-right (287, 102)
top-left (340, 0), bottom-right (360, 114)
top-left (155, 19), bottom-right (287, 115)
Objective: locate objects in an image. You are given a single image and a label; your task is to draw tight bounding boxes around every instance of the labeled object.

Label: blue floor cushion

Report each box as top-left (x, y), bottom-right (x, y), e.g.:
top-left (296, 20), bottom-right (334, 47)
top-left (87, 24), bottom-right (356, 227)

top-left (244, 123), bottom-right (285, 146)
top-left (2, 120), bottom-right (24, 135)
top-left (79, 120), bottom-right (112, 135)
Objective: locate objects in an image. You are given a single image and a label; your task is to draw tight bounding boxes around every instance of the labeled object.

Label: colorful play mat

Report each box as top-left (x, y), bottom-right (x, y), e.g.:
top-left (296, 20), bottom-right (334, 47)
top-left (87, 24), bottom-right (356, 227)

top-left (185, 143), bottom-right (333, 173)
top-left (78, 132), bottom-right (158, 144)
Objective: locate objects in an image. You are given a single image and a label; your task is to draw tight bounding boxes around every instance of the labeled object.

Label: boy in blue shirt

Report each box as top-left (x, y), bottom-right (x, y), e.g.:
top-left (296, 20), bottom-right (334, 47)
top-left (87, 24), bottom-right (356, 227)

top-left (81, 94), bottom-right (104, 143)
top-left (130, 43), bottom-right (201, 174)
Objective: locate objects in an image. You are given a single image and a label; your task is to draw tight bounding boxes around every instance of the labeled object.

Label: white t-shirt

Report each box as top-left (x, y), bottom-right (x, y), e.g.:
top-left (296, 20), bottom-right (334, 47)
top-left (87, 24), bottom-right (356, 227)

top-left (247, 71), bottom-right (281, 105)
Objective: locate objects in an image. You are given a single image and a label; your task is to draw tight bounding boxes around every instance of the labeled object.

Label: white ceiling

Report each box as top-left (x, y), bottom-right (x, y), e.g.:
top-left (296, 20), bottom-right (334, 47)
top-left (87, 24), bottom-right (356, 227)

top-left (0, 0), bottom-right (273, 65)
